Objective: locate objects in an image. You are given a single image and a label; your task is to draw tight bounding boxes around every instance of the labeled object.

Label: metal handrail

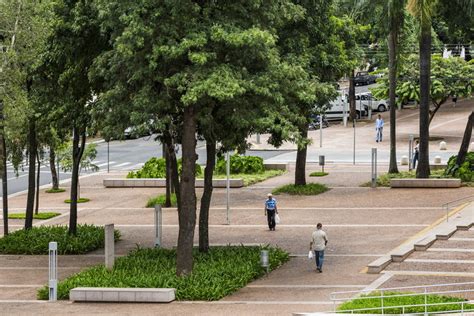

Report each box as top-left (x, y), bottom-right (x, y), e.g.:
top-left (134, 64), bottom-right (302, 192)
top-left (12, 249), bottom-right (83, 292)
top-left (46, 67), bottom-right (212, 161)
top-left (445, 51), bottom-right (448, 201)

top-left (330, 282), bottom-right (474, 315)
top-left (441, 195), bottom-right (474, 222)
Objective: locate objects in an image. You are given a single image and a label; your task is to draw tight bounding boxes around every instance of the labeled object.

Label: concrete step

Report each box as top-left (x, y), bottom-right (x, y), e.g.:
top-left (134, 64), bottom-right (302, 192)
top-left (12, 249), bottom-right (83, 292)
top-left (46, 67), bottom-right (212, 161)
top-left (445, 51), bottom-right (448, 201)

top-left (70, 287), bottom-right (175, 303)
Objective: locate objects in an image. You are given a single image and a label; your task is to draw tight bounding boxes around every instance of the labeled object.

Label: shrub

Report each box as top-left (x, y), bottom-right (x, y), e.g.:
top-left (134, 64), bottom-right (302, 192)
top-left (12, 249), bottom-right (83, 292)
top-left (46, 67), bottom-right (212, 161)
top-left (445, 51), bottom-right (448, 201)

top-left (309, 171), bottom-right (328, 177)
top-left (446, 152), bottom-right (474, 182)
top-left (272, 183), bottom-right (329, 195)
top-left (8, 212), bottom-right (60, 220)
top-left (64, 198), bottom-right (90, 204)
top-left (0, 224), bottom-right (120, 255)
top-left (37, 246), bottom-right (289, 301)
top-left (338, 291), bottom-right (474, 314)
top-left (215, 155), bottom-right (264, 174)
top-left (362, 170), bottom-right (452, 187)
top-left (46, 188), bottom-right (66, 193)
top-left (146, 194), bottom-right (177, 208)
top-left (127, 157), bottom-right (202, 178)
top-left (212, 170), bottom-right (285, 186)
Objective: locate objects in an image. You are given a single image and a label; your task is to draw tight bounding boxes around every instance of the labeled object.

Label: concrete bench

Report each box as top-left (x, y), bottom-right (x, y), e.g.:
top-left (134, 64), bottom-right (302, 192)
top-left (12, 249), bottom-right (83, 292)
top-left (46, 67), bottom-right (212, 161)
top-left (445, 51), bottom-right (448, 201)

top-left (104, 178), bottom-right (244, 188)
top-left (390, 245), bottom-right (415, 262)
top-left (263, 163), bottom-right (289, 171)
top-left (390, 178), bottom-right (461, 188)
top-left (367, 256), bottom-right (392, 274)
top-left (414, 235), bottom-right (437, 251)
top-left (70, 287), bottom-right (175, 303)
top-left (435, 226), bottom-right (457, 240)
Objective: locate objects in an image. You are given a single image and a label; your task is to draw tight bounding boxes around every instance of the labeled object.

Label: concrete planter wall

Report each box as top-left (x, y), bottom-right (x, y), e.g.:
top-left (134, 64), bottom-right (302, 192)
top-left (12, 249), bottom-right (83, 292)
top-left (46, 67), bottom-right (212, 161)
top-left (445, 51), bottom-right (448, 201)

top-left (104, 178), bottom-right (244, 188)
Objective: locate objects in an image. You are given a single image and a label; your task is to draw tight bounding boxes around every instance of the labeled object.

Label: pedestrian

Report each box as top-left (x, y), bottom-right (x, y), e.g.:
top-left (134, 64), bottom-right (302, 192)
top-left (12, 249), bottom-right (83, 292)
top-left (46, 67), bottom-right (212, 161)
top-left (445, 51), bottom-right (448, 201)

top-left (264, 193), bottom-right (278, 231)
top-left (309, 223), bottom-right (328, 273)
top-left (412, 140), bottom-right (419, 169)
top-left (375, 114), bottom-right (384, 142)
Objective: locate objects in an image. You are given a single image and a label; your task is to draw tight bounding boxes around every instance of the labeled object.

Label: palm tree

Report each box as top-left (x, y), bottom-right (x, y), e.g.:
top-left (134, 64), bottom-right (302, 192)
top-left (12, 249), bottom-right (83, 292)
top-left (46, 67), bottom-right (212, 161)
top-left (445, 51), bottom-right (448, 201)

top-left (387, 0), bottom-right (407, 174)
top-left (407, 0), bottom-right (437, 178)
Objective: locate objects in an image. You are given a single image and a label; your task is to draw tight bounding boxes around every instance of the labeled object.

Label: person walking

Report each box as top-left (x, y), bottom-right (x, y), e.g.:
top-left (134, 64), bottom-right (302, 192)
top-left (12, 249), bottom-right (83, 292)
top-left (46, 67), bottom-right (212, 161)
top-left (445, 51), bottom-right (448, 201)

top-left (412, 140), bottom-right (419, 169)
top-left (309, 223), bottom-right (328, 273)
top-left (264, 193), bottom-right (278, 231)
top-left (375, 114), bottom-right (384, 142)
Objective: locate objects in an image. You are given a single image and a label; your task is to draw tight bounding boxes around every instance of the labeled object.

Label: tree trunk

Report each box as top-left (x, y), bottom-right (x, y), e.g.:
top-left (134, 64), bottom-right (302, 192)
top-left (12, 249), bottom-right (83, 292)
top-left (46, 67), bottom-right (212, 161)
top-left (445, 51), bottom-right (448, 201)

top-left (295, 125), bottom-right (308, 186)
top-left (388, 30), bottom-right (399, 174)
top-left (349, 70), bottom-right (356, 121)
top-left (34, 151), bottom-right (40, 215)
top-left (199, 139), bottom-right (216, 253)
top-left (428, 98), bottom-right (447, 126)
top-left (176, 105), bottom-right (197, 276)
top-left (25, 119), bottom-right (37, 229)
top-left (68, 127), bottom-right (86, 235)
top-left (416, 22), bottom-right (431, 178)
top-left (0, 113), bottom-right (8, 235)
top-left (164, 143), bottom-right (171, 207)
top-left (49, 147), bottom-right (59, 190)
top-left (455, 111), bottom-right (474, 166)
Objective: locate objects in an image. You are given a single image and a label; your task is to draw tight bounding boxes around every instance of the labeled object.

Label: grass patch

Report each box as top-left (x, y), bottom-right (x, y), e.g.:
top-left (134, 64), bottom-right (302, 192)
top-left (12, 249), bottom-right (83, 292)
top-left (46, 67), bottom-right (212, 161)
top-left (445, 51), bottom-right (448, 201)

top-left (309, 171), bottom-right (328, 177)
top-left (46, 188), bottom-right (66, 193)
top-left (37, 245), bottom-right (289, 301)
top-left (272, 183), bottom-right (329, 195)
top-left (64, 198), bottom-right (90, 204)
top-left (0, 224), bottom-right (120, 255)
top-left (8, 212), bottom-right (61, 220)
top-left (337, 291), bottom-right (474, 314)
top-left (146, 193), bottom-right (177, 208)
top-left (212, 170), bottom-right (285, 186)
top-left (361, 170), bottom-right (450, 187)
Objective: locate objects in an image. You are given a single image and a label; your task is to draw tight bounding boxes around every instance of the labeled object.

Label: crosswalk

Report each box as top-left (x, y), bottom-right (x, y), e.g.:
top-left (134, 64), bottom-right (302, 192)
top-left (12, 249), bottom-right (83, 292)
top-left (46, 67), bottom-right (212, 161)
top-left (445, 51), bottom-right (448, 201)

top-left (5, 160), bottom-right (144, 173)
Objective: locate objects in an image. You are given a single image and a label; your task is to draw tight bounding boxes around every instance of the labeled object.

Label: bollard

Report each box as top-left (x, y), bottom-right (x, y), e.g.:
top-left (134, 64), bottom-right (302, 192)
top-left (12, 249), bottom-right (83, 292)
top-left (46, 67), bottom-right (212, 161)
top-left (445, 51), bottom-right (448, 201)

top-left (48, 242), bottom-right (58, 302)
top-left (371, 148), bottom-right (377, 188)
top-left (439, 141), bottom-right (447, 150)
top-left (256, 133), bottom-right (261, 144)
top-left (105, 224), bottom-right (115, 270)
top-left (319, 155), bottom-right (325, 173)
top-left (260, 250), bottom-right (269, 273)
top-left (401, 156), bottom-right (409, 165)
top-left (154, 205), bottom-right (162, 248)
top-left (434, 156), bottom-right (442, 164)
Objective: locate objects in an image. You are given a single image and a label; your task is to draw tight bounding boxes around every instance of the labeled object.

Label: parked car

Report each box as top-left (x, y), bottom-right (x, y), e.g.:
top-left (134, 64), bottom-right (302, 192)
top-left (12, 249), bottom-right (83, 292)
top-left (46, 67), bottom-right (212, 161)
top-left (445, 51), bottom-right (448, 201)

top-left (308, 114), bottom-right (329, 130)
top-left (322, 94), bottom-right (366, 121)
top-left (354, 71), bottom-right (377, 86)
top-left (356, 92), bottom-right (389, 112)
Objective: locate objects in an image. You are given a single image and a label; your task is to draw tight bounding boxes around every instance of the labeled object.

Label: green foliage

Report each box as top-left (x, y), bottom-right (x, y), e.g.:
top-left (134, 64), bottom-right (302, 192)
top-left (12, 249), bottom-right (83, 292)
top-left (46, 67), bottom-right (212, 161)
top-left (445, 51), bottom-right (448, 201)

top-left (46, 188), bottom-right (66, 193)
top-left (8, 212), bottom-right (60, 220)
top-left (64, 198), bottom-right (90, 204)
top-left (58, 143), bottom-right (99, 173)
top-left (338, 291), bottom-right (474, 314)
top-left (0, 225), bottom-right (120, 255)
top-left (213, 170), bottom-right (285, 186)
top-left (37, 246), bottom-right (289, 300)
top-left (446, 152), bottom-right (474, 182)
top-left (309, 171), bottom-right (329, 177)
top-left (146, 194), bottom-right (177, 208)
top-left (127, 158), bottom-right (202, 179)
top-left (215, 155), bottom-right (264, 174)
top-left (272, 183), bottom-right (329, 195)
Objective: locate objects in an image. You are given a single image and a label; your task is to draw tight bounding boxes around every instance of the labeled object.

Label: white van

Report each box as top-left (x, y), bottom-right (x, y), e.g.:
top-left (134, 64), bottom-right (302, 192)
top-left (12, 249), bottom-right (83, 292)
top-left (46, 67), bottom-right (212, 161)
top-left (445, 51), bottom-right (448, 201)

top-left (322, 94), bottom-right (366, 120)
top-left (356, 92), bottom-right (389, 112)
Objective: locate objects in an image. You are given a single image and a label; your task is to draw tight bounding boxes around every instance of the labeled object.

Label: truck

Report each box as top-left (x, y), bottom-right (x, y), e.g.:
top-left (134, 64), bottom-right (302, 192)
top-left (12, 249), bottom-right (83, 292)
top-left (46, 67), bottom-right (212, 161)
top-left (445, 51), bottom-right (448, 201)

top-left (354, 71), bottom-right (377, 86)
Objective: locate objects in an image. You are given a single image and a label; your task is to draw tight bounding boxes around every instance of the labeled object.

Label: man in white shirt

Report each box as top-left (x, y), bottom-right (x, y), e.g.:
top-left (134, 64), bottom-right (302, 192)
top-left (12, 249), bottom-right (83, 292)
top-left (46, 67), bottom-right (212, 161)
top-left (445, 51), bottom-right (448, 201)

top-left (309, 223), bottom-right (328, 273)
top-left (375, 114), bottom-right (384, 142)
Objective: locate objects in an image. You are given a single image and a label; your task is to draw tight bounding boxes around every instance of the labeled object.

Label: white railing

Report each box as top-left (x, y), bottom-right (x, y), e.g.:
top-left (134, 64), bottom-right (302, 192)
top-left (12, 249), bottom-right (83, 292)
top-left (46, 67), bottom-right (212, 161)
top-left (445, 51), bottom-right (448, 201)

top-left (330, 282), bottom-right (474, 315)
top-left (442, 195), bottom-right (474, 222)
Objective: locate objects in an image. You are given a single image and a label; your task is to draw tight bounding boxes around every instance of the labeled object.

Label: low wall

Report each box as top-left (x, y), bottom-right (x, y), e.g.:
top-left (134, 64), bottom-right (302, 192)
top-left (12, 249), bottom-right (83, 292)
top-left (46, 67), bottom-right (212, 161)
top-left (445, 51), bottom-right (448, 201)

top-left (104, 178), bottom-right (244, 188)
top-left (390, 178), bottom-right (461, 188)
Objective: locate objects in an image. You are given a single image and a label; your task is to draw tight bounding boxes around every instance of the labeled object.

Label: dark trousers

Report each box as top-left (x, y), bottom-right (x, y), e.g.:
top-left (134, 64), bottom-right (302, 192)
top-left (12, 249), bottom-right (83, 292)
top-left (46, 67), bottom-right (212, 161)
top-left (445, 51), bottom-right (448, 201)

top-left (266, 209), bottom-right (276, 229)
top-left (314, 250), bottom-right (325, 270)
top-left (412, 153), bottom-right (419, 169)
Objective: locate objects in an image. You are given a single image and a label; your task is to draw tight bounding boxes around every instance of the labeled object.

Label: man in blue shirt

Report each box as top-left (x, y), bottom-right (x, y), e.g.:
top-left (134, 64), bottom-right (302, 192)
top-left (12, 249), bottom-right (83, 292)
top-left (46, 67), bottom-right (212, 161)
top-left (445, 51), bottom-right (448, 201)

top-left (264, 193), bottom-right (278, 231)
top-left (375, 114), bottom-right (384, 142)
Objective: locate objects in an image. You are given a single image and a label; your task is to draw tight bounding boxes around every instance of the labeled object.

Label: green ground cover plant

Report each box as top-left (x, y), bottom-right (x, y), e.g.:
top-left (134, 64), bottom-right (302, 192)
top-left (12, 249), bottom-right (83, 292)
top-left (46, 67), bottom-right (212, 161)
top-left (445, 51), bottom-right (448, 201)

top-left (309, 171), bottom-right (328, 177)
top-left (0, 225), bottom-right (120, 255)
top-left (215, 155), bottom-right (265, 174)
top-left (446, 152), bottom-right (474, 182)
top-left (8, 212), bottom-right (60, 220)
top-left (127, 157), bottom-right (202, 178)
top-left (146, 193), bottom-right (177, 208)
top-left (37, 246), bottom-right (289, 300)
top-left (46, 188), bottom-right (66, 193)
top-left (272, 183), bottom-right (329, 195)
top-left (337, 291), bottom-right (474, 314)
top-left (64, 198), bottom-right (90, 203)
top-left (213, 170), bottom-right (285, 186)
